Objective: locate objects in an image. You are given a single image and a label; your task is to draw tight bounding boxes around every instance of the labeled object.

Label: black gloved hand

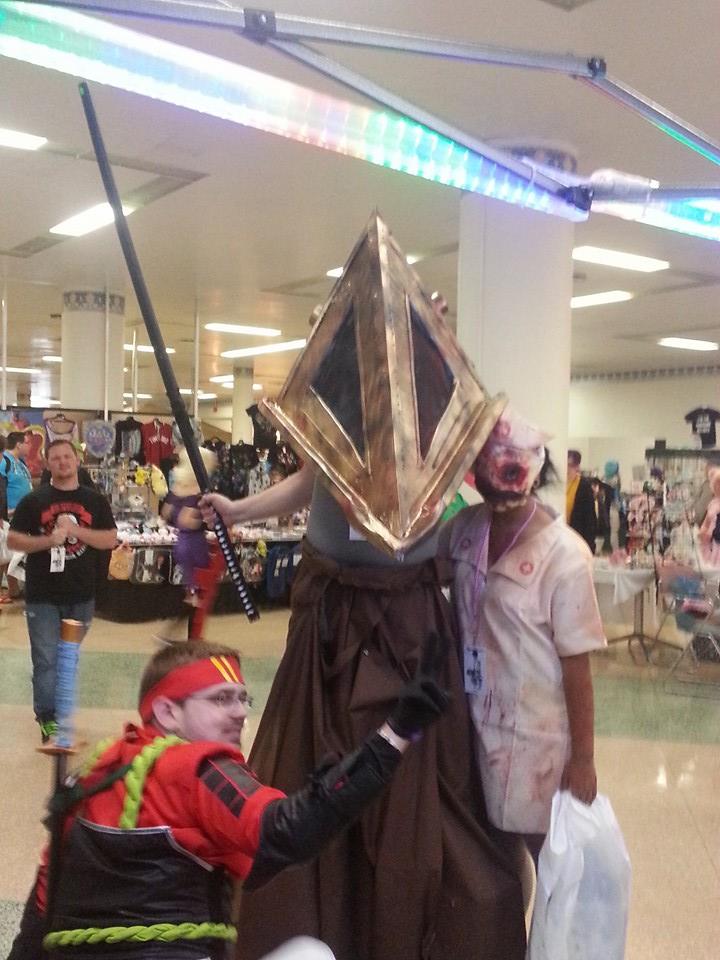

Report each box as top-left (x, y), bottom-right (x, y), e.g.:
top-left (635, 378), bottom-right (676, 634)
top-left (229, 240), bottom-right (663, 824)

top-left (387, 632), bottom-right (451, 740)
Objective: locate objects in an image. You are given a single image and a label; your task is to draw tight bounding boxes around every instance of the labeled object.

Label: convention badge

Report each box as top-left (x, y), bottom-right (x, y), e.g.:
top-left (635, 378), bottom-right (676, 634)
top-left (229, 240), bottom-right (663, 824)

top-left (464, 646), bottom-right (486, 695)
top-left (50, 545), bottom-right (66, 573)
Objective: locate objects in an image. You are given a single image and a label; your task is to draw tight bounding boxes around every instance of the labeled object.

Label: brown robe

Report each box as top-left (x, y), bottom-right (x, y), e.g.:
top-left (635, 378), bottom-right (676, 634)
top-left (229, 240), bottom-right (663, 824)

top-left (237, 540), bottom-right (525, 960)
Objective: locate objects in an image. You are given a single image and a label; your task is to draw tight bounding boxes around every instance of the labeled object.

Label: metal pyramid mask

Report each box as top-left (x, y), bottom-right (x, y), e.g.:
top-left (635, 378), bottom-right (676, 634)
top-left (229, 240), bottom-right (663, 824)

top-left (262, 212), bottom-right (507, 556)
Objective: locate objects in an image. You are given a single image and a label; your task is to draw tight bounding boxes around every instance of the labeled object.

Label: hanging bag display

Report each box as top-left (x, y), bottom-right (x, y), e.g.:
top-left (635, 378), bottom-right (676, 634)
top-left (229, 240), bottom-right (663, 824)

top-left (528, 791), bottom-right (631, 960)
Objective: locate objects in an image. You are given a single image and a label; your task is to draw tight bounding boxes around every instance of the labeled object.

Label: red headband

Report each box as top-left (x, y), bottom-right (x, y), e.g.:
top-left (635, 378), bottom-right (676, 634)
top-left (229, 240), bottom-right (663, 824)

top-left (140, 655), bottom-right (244, 723)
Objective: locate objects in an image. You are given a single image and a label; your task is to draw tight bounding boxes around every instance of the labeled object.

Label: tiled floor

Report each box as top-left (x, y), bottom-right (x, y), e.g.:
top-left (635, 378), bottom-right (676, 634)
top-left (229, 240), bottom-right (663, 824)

top-left (1, 600), bottom-right (719, 959)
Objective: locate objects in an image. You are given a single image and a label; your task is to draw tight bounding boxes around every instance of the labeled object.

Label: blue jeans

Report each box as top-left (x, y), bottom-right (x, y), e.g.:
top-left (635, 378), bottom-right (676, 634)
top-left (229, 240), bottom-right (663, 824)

top-left (25, 600), bottom-right (94, 720)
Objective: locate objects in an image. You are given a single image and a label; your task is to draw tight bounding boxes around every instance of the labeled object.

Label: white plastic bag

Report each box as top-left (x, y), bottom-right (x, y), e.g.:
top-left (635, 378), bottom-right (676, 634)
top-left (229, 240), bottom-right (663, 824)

top-left (0, 520), bottom-right (11, 566)
top-left (528, 791), bottom-right (631, 960)
top-left (7, 550), bottom-right (26, 584)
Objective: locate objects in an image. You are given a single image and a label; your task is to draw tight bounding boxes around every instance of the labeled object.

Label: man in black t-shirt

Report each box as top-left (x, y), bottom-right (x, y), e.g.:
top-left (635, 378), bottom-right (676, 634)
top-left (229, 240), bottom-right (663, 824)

top-left (8, 439), bottom-right (117, 742)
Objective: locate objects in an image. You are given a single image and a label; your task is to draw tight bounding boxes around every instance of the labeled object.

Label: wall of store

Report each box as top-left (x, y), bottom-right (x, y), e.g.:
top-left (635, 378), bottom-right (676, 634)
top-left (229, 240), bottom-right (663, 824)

top-left (569, 372), bottom-right (720, 484)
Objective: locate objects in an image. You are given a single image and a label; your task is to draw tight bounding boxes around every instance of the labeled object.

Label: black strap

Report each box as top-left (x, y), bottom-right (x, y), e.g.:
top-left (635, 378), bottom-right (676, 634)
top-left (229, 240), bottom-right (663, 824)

top-left (45, 762), bottom-right (133, 823)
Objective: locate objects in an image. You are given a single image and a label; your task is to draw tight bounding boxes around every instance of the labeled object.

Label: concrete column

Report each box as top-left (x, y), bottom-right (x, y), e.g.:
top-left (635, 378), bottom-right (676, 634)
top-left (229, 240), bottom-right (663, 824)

top-left (61, 289), bottom-right (124, 410)
top-left (457, 189), bottom-right (575, 510)
top-left (232, 365), bottom-right (255, 444)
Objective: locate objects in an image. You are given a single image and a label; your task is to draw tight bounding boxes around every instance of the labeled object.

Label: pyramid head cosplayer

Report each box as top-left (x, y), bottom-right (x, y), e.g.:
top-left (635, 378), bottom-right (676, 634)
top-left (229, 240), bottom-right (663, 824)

top-left (262, 213), bottom-right (507, 556)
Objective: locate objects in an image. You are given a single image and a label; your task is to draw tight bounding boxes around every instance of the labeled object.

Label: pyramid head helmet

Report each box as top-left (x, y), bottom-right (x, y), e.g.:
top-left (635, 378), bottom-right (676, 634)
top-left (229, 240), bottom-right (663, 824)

top-left (262, 212), bottom-right (506, 556)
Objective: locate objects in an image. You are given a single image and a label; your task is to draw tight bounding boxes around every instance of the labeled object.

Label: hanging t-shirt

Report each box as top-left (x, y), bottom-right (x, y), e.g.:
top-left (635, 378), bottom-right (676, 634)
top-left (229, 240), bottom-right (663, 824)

top-left (114, 417), bottom-right (145, 462)
top-left (10, 483), bottom-right (116, 603)
top-left (246, 404), bottom-right (277, 453)
top-left (141, 419), bottom-right (174, 466)
top-left (685, 407), bottom-right (720, 448)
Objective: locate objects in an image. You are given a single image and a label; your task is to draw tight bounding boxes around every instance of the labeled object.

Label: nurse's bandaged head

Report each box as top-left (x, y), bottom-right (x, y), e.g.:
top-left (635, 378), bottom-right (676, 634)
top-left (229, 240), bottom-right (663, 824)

top-left (474, 407), bottom-right (547, 509)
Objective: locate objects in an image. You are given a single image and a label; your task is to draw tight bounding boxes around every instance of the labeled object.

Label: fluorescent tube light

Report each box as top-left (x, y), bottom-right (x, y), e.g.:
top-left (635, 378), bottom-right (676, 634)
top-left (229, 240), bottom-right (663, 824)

top-left (198, 392), bottom-right (217, 400)
top-left (124, 343), bottom-right (175, 354)
top-left (209, 374), bottom-right (235, 384)
top-left (0, 365), bottom-right (41, 374)
top-left (570, 290), bottom-right (633, 309)
top-left (0, 2), bottom-right (584, 223)
top-left (572, 246), bottom-right (669, 272)
top-left (252, 383), bottom-right (263, 391)
top-left (221, 339), bottom-right (307, 359)
top-left (204, 323), bottom-right (281, 337)
top-left (50, 202), bottom-right (135, 237)
top-left (42, 355), bottom-right (62, 363)
top-left (179, 388), bottom-right (193, 395)
top-left (0, 126), bottom-right (47, 150)
top-left (658, 337), bottom-right (718, 351)
top-left (123, 391), bottom-right (152, 399)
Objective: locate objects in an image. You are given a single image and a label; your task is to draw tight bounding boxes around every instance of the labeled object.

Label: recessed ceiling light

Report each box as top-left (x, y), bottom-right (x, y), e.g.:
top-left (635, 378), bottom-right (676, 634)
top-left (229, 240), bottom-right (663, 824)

top-left (0, 127), bottom-right (47, 151)
top-left (326, 267), bottom-right (343, 279)
top-left (221, 339), bottom-right (306, 359)
top-left (204, 323), bottom-right (281, 337)
top-left (50, 202), bottom-right (135, 237)
top-left (405, 254), bottom-right (421, 265)
top-left (252, 383), bottom-right (263, 391)
top-left (572, 246), bottom-right (669, 273)
top-left (124, 343), bottom-right (175, 354)
top-left (42, 355), bottom-right (62, 363)
top-left (198, 392), bottom-right (217, 400)
top-left (570, 290), bottom-right (633, 309)
top-left (123, 391), bottom-right (152, 399)
top-left (209, 374), bottom-right (235, 384)
top-left (179, 388), bottom-right (193, 395)
top-left (658, 337), bottom-right (719, 351)
top-left (0, 365), bottom-right (41, 374)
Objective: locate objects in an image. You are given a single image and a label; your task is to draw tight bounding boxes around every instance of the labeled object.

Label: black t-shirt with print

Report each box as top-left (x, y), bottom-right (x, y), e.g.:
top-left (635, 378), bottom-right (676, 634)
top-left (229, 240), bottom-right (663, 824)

top-left (685, 407), bottom-right (720, 448)
top-left (10, 484), bottom-right (116, 603)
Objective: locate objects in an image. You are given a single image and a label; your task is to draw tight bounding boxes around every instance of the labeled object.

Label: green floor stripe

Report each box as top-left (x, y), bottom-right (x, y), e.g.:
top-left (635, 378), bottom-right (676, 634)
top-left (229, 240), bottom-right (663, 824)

top-left (0, 649), bottom-right (280, 712)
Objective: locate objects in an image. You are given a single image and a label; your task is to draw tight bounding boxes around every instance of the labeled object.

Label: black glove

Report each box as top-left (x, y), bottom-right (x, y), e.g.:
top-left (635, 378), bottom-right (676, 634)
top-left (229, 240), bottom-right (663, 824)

top-left (387, 632), bottom-right (451, 740)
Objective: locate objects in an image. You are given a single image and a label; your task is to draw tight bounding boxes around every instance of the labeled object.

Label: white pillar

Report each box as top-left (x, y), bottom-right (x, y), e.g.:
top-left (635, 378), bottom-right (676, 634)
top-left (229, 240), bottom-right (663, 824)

top-left (232, 365), bottom-right (255, 444)
top-left (457, 192), bottom-right (574, 511)
top-left (61, 289), bottom-right (124, 410)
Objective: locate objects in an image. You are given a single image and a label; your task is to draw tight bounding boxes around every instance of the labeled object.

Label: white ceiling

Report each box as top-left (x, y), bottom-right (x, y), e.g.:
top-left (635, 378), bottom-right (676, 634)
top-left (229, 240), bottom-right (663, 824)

top-left (1, 0), bottom-right (719, 412)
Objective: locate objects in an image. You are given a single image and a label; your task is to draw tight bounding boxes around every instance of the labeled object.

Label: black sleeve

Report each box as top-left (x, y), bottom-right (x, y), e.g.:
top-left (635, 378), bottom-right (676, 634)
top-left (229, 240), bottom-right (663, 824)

top-left (7, 882), bottom-right (45, 960)
top-left (244, 732), bottom-right (402, 891)
top-left (91, 492), bottom-right (116, 530)
top-left (9, 494), bottom-right (37, 534)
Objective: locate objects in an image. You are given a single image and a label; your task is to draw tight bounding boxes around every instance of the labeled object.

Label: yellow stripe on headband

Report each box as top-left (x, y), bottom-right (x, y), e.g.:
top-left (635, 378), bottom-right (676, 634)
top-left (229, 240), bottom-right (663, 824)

top-left (210, 656), bottom-right (233, 683)
top-left (220, 656), bottom-right (239, 683)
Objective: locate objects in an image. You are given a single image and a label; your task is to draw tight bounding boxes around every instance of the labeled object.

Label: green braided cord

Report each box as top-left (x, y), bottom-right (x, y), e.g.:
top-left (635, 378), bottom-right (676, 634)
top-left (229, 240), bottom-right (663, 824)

top-left (118, 735), bottom-right (184, 830)
top-left (43, 921), bottom-right (237, 950)
top-left (80, 736), bottom-right (116, 776)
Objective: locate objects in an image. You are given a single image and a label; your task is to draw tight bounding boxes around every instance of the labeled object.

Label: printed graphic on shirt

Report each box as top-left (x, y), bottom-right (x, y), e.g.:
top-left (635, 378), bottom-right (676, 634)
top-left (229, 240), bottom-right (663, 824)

top-left (40, 500), bottom-right (93, 560)
top-left (199, 757), bottom-right (263, 817)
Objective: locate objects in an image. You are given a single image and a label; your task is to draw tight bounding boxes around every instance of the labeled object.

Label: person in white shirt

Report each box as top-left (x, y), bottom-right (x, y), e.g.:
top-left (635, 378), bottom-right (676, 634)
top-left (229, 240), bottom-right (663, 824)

top-left (439, 407), bottom-right (607, 864)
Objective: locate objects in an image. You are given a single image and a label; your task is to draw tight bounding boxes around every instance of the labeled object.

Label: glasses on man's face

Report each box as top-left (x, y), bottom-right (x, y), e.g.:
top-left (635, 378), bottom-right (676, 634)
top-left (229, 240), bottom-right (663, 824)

top-left (185, 690), bottom-right (254, 711)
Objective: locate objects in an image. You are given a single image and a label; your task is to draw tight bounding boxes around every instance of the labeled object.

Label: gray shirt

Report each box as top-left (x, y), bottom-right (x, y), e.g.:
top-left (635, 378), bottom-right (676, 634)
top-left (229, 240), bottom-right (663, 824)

top-left (306, 479), bottom-right (438, 567)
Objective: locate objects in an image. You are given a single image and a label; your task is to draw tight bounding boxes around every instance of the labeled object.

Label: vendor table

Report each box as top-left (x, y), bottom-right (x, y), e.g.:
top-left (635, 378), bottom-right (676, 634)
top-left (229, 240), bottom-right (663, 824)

top-left (592, 561), bottom-right (656, 662)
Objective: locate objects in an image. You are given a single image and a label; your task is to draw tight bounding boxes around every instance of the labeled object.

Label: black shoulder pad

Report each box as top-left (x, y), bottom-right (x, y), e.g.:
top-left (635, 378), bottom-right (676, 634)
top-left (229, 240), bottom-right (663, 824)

top-left (198, 756), bottom-right (263, 818)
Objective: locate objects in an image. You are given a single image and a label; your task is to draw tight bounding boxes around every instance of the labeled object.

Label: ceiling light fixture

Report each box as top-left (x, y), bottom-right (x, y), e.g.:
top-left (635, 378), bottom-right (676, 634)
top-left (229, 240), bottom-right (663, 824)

top-left (220, 339), bottom-right (307, 359)
top-left (0, 126), bottom-right (47, 150)
top-left (124, 343), bottom-right (175, 354)
top-left (50, 201), bottom-right (135, 237)
top-left (326, 267), bottom-right (343, 279)
top-left (0, 365), bottom-right (41, 374)
top-left (658, 336), bottom-right (719, 351)
top-left (209, 374), bottom-right (235, 384)
top-left (0, 3), bottom-right (584, 223)
top-left (252, 383), bottom-right (263, 391)
top-left (42, 355), bottom-right (62, 363)
top-left (572, 246), bottom-right (669, 272)
top-left (179, 388), bottom-right (193, 395)
top-left (123, 391), bottom-right (152, 399)
top-left (198, 392), bottom-right (217, 400)
top-left (570, 290), bottom-right (633, 309)
top-left (204, 322), bottom-right (281, 337)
